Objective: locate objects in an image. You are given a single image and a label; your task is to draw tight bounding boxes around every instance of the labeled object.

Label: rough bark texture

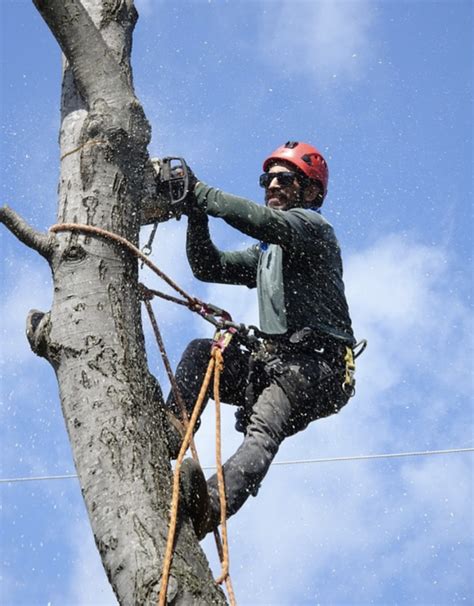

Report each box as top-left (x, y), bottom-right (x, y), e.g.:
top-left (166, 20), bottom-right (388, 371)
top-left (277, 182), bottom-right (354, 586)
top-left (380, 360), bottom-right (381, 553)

top-left (1, 1), bottom-right (227, 604)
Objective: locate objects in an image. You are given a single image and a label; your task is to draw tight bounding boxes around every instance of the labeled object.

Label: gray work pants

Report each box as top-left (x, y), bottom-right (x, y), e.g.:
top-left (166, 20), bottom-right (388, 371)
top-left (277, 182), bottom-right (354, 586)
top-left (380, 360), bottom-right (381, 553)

top-left (166, 337), bottom-right (349, 523)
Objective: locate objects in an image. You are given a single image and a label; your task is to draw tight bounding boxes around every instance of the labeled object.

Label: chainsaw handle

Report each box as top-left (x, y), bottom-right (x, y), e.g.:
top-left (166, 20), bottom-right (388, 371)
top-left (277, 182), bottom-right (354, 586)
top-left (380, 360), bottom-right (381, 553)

top-left (160, 157), bottom-right (190, 206)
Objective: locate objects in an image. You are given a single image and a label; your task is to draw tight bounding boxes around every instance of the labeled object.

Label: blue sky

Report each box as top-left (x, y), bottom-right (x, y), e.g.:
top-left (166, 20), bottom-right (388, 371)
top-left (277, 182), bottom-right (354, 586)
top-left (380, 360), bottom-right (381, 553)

top-left (1, 1), bottom-right (473, 605)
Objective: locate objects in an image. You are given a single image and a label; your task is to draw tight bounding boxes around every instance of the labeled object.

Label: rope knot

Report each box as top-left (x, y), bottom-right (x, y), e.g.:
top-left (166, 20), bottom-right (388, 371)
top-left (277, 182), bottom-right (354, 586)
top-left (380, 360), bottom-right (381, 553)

top-left (138, 282), bottom-right (154, 301)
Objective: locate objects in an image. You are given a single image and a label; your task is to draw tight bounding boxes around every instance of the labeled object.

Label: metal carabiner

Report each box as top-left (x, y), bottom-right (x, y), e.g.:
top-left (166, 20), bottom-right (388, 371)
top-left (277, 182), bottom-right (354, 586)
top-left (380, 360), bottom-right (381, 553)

top-left (353, 339), bottom-right (368, 360)
top-left (140, 222), bottom-right (158, 267)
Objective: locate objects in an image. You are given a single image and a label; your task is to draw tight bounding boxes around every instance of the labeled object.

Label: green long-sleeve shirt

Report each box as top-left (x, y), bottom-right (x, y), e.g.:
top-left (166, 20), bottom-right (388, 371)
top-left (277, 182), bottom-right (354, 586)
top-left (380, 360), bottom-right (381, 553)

top-left (187, 182), bottom-right (355, 344)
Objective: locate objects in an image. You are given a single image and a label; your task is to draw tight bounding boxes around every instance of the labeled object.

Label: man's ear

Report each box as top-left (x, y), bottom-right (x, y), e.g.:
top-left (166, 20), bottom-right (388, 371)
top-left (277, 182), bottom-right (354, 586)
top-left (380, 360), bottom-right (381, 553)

top-left (303, 182), bottom-right (321, 206)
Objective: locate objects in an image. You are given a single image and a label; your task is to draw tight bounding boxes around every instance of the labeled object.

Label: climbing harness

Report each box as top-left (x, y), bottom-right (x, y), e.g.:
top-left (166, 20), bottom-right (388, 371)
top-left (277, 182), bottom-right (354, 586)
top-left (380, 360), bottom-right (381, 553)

top-left (342, 340), bottom-right (367, 397)
top-left (49, 222), bottom-right (238, 606)
top-left (343, 347), bottom-right (356, 397)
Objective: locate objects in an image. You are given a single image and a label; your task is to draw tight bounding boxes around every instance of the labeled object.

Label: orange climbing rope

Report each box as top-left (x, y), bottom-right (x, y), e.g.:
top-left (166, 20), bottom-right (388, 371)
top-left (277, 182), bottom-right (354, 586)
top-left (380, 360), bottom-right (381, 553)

top-left (213, 345), bottom-right (231, 586)
top-left (158, 332), bottom-right (236, 606)
top-left (158, 352), bottom-right (215, 606)
top-left (144, 293), bottom-right (236, 603)
top-left (49, 223), bottom-right (237, 605)
top-left (50, 223), bottom-right (200, 305)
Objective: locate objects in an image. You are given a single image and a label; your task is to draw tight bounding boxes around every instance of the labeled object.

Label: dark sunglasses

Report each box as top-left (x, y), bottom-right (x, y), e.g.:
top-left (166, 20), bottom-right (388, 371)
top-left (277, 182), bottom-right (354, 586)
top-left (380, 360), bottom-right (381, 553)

top-left (259, 171), bottom-right (299, 189)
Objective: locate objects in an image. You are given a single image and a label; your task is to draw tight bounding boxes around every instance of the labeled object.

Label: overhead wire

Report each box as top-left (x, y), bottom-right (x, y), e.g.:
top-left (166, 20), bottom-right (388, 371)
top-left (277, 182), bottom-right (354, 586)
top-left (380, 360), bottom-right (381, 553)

top-left (1, 447), bottom-right (472, 485)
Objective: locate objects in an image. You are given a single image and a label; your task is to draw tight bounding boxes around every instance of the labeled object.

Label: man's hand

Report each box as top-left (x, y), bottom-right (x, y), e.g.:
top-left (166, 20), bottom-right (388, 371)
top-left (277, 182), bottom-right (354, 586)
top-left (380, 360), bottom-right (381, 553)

top-left (171, 160), bottom-right (196, 187)
top-left (177, 161), bottom-right (206, 217)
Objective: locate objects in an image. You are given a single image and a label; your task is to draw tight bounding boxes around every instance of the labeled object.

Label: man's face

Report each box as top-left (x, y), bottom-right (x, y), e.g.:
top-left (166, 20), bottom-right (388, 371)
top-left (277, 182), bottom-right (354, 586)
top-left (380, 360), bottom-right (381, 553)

top-left (264, 163), bottom-right (304, 211)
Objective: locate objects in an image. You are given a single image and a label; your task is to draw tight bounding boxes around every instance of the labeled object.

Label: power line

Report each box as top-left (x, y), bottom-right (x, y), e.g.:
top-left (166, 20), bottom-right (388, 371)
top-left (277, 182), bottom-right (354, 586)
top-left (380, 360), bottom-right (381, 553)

top-left (1, 473), bottom-right (78, 484)
top-left (262, 447), bottom-right (474, 467)
top-left (1, 447), bottom-right (472, 485)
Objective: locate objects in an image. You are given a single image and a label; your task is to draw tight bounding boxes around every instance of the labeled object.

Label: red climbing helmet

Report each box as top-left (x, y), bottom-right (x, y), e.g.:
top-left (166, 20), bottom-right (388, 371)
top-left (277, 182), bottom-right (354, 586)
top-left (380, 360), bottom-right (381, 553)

top-left (262, 141), bottom-right (329, 203)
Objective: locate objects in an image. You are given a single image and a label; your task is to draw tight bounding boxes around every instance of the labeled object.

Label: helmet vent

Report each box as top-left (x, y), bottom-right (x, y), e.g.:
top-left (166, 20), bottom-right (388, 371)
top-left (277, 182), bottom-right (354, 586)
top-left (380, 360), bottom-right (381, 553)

top-left (284, 141), bottom-right (299, 149)
top-left (301, 153), bottom-right (313, 165)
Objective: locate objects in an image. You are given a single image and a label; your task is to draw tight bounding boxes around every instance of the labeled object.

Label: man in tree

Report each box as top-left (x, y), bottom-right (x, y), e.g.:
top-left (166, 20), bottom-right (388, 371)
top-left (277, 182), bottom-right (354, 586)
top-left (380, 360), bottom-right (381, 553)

top-left (165, 141), bottom-right (356, 539)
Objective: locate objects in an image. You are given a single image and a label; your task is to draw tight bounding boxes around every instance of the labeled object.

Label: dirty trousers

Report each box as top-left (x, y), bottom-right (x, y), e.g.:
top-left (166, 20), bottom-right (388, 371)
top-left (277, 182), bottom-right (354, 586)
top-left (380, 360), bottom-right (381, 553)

top-left (166, 338), bottom-right (348, 523)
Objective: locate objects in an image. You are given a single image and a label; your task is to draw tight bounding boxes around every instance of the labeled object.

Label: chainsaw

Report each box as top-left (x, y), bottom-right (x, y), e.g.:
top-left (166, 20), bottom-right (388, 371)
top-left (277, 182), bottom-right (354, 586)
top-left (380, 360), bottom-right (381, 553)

top-left (140, 157), bottom-right (192, 256)
top-left (140, 157), bottom-right (191, 226)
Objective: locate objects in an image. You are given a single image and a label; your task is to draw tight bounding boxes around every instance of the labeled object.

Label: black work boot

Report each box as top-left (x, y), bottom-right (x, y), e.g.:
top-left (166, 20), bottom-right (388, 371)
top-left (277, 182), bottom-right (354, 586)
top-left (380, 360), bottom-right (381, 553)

top-left (180, 458), bottom-right (216, 540)
top-left (163, 411), bottom-right (186, 459)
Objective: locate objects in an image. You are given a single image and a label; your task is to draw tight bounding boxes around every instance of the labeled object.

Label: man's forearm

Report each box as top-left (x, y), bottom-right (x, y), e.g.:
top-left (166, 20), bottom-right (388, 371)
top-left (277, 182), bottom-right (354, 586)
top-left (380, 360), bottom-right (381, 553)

top-left (195, 182), bottom-right (292, 245)
top-left (186, 212), bottom-right (225, 282)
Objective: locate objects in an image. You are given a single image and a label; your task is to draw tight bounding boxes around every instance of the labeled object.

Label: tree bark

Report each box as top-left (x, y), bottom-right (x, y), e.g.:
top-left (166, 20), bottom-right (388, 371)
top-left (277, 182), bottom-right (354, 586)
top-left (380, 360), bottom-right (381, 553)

top-left (1, 1), bottom-right (227, 604)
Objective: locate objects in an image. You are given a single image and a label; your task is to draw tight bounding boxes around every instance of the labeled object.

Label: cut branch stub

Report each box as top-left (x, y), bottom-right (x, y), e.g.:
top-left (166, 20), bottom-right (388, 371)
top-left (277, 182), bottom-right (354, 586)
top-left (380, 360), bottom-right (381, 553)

top-left (26, 310), bottom-right (52, 360)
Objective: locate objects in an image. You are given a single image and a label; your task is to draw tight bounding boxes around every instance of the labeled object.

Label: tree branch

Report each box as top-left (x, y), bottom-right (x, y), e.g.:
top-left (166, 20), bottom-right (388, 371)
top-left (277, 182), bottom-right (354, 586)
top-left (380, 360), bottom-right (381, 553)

top-left (33, 0), bottom-right (134, 109)
top-left (1, 205), bottom-right (53, 260)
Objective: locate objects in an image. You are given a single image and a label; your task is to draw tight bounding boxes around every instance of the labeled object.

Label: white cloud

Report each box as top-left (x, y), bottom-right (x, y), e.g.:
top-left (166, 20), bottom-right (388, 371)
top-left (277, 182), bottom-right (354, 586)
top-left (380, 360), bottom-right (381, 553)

top-left (344, 234), bottom-right (473, 416)
top-left (346, 234), bottom-right (446, 329)
top-left (259, 0), bottom-right (375, 84)
top-left (219, 449), bottom-right (472, 605)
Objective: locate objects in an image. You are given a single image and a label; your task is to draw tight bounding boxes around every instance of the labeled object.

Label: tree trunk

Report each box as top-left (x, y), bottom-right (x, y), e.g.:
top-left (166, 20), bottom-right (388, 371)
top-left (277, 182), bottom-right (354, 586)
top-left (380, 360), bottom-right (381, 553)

top-left (1, 1), bottom-right (226, 604)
